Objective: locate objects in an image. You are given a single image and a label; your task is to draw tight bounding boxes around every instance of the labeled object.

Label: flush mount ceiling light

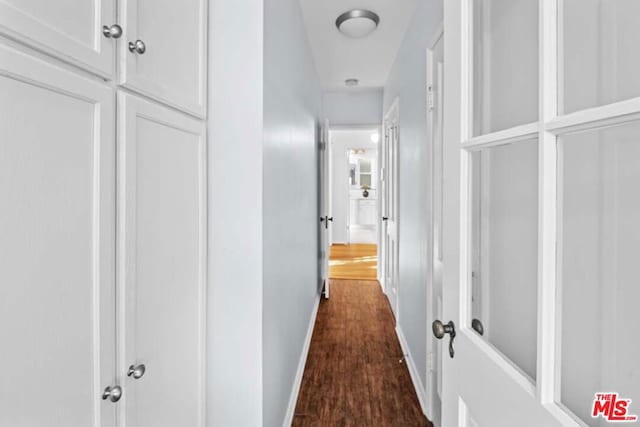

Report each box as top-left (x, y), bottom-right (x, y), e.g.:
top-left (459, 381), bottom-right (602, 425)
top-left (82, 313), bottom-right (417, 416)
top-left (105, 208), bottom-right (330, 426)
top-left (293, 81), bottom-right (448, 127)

top-left (345, 78), bottom-right (359, 87)
top-left (336, 9), bottom-right (380, 39)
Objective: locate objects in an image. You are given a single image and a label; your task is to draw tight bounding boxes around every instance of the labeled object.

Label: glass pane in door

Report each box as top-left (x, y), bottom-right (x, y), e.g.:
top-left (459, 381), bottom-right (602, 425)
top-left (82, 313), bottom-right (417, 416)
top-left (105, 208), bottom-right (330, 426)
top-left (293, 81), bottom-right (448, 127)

top-left (558, 122), bottom-right (640, 426)
top-left (472, 0), bottom-right (539, 136)
top-left (470, 139), bottom-right (538, 381)
top-left (560, 0), bottom-right (640, 114)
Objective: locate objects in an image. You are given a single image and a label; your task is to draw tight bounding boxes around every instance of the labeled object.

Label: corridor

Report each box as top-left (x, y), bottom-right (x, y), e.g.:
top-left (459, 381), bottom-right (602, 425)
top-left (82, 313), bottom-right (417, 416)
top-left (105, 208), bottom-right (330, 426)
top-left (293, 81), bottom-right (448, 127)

top-left (293, 279), bottom-right (432, 426)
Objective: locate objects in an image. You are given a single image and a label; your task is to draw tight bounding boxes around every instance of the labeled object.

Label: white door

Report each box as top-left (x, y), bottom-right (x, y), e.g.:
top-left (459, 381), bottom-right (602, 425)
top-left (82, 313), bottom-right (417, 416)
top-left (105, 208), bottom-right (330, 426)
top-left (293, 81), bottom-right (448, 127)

top-left (0, 44), bottom-right (116, 426)
top-left (119, 0), bottom-right (207, 117)
top-left (426, 28), bottom-right (444, 427)
top-left (319, 119), bottom-right (331, 298)
top-left (117, 92), bottom-right (206, 427)
top-left (0, 0), bottom-right (116, 77)
top-left (440, 1), bottom-right (640, 426)
top-left (382, 100), bottom-right (400, 318)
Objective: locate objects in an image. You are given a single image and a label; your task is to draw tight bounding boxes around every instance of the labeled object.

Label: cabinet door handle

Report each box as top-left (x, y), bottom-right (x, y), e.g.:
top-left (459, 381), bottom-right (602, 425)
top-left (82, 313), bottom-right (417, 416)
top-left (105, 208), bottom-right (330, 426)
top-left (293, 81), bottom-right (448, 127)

top-left (127, 363), bottom-right (146, 379)
top-left (102, 385), bottom-right (122, 402)
top-left (128, 40), bottom-right (146, 54)
top-left (102, 24), bottom-right (123, 39)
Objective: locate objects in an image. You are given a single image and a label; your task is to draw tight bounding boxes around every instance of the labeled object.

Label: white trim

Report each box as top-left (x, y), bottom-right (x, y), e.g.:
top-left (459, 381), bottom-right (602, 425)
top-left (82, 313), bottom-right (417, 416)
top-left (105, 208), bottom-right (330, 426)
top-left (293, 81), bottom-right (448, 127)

top-left (425, 22), bottom-right (444, 423)
top-left (282, 295), bottom-right (321, 427)
top-left (396, 326), bottom-right (428, 417)
top-left (545, 97), bottom-right (640, 135)
top-left (461, 122), bottom-right (539, 150)
top-left (537, 0), bottom-right (558, 407)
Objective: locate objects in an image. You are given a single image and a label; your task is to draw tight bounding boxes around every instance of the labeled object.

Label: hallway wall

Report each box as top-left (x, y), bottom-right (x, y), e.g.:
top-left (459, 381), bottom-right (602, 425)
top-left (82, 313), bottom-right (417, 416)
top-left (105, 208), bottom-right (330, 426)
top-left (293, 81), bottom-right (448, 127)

top-left (208, 0), bottom-right (264, 425)
top-left (323, 89), bottom-right (383, 126)
top-left (383, 0), bottom-right (443, 402)
top-left (263, 0), bottom-right (323, 425)
top-left (208, 0), bottom-right (321, 424)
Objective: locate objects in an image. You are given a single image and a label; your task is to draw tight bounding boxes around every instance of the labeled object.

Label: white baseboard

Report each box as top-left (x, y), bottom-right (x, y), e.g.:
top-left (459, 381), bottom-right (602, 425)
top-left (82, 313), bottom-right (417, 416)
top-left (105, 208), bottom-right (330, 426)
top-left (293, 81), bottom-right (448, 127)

top-left (396, 325), bottom-right (428, 417)
top-left (282, 295), bottom-right (321, 427)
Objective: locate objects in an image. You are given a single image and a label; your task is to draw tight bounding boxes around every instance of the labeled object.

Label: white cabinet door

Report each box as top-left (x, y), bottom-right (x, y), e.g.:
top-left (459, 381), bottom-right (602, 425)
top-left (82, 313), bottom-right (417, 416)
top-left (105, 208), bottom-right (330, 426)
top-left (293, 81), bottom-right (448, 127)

top-left (0, 0), bottom-right (116, 77)
top-left (117, 92), bottom-right (206, 427)
top-left (119, 0), bottom-right (207, 117)
top-left (0, 45), bottom-right (116, 427)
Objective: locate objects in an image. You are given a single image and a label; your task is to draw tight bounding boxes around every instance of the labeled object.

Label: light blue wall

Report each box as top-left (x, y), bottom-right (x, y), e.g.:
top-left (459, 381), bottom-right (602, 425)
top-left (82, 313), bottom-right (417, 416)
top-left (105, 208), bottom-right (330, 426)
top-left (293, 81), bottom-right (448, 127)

top-left (208, 0), bottom-right (264, 425)
top-left (263, 0), bottom-right (323, 425)
top-left (323, 89), bottom-right (383, 126)
top-left (383, 0), bottom-right (443, 390)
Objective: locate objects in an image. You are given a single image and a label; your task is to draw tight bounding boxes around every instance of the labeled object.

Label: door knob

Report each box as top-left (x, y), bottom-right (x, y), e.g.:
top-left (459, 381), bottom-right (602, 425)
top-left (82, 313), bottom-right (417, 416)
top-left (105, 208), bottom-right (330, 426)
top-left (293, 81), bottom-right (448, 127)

top-left (127, 363), bottom-right (146, 379)
top-left (101, 385), bottom-right (122, 402)
top-left (102, 24), bottom-right (123, 39)
top-left (432, 320), bottom-right (456, 358)
top-left (382, 216), bottom-right (389, 221)
top-left (471, 318), bottom-right (484, 336)
top-left (128, 40), bottom-right (146, 54)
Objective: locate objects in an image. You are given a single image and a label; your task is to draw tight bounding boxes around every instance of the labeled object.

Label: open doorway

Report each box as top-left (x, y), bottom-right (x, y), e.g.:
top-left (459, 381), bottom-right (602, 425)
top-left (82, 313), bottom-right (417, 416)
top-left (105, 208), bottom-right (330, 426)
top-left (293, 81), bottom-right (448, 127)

top-left (328, 126), bottom-right (380, 281)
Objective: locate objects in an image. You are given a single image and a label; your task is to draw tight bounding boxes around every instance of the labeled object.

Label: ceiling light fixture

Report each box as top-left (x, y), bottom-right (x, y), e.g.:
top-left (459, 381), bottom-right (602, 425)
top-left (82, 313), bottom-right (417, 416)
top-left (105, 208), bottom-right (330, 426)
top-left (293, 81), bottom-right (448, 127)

top-left (345, 78), bottom-right (359, 87)
top-left (336, 9), bottom-right (380, 39)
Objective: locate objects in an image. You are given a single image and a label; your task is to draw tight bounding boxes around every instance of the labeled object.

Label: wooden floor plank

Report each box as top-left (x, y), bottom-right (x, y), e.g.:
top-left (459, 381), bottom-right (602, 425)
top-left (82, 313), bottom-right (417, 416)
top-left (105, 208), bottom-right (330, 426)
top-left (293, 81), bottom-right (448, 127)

top-left (292, 279), bottom-right (433, 427)
top-left (329, 244), bottom-right (378, 281)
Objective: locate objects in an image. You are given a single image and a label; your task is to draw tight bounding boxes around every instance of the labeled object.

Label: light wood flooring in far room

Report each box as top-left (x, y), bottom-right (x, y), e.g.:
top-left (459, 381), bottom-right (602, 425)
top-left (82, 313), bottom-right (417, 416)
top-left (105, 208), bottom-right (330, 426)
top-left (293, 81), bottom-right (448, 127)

top-left (293, 279), bottom-right (432, 426)
top-left (329, 244), bottom-right (377, 281)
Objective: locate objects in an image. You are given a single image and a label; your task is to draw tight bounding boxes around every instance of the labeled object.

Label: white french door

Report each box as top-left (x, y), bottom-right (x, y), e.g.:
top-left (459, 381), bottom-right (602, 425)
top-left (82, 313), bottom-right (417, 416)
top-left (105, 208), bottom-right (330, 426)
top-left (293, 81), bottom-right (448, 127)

top-left (319, 119), bottom-right (331, 298)
top-left (441, 1), bottom-right (640, 426)
top-left (382, 101), bottom-right (400, 318)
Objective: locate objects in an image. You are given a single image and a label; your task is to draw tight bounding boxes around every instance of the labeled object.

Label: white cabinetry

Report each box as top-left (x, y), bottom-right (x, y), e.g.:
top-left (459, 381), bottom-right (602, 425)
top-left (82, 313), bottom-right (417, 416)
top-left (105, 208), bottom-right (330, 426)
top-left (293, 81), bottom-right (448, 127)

top-left (118, 93), bottom-right (206, 427)
top-left (0, 0), bottom-right (116, 77)
top-left (0, 44), bottom-right (116, 427)
top-left (119, 0), bottom-right (207, 116)
top-left (0, 0), bottom-right (207, 424)
top-left (0, 0), bottom-right (207, 117)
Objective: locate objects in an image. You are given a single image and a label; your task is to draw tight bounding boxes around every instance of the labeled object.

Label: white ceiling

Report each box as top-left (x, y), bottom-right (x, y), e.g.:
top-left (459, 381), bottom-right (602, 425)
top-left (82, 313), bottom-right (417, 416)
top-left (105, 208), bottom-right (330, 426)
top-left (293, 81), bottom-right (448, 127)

top-left (299, 0), bottom-right (418, 90)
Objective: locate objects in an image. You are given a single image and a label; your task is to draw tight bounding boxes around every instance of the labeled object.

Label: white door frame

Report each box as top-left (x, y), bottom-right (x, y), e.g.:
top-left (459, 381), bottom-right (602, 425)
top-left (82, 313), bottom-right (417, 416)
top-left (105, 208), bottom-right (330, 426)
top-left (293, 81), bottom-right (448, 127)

top-left (425, 22), bottom-right (444, 424)
top-left (381, 99), bottom-right (400, 317)
top-left (344, 147), bottom-right (351, 245)
top-left (319, 119), bottom-right (331, 298)
top-left (330, 125), bottom-right (381, 246)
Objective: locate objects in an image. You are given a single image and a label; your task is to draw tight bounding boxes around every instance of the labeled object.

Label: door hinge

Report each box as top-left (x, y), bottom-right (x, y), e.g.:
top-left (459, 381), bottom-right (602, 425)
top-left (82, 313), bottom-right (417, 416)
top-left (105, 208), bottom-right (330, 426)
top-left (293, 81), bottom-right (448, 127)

top-left (319, 141), bottom-right (326, 151)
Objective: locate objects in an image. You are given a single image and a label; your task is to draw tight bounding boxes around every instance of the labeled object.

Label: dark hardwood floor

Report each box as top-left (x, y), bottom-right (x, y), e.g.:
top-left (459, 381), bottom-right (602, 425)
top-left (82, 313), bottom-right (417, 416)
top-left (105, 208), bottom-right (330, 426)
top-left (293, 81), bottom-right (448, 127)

top-left (292, 279), bottom-right (433, 427)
